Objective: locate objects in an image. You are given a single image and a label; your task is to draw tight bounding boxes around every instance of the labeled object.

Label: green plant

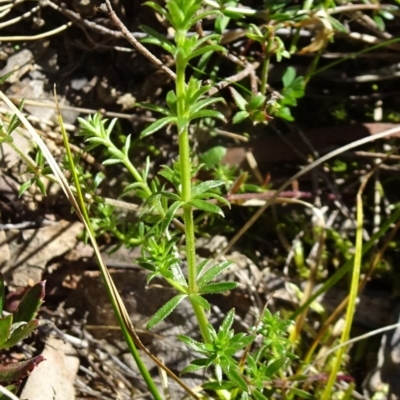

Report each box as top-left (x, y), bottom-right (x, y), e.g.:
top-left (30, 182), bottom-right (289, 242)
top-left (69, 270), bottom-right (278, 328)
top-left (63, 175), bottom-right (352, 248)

top-left (0, 274), bottom-right (45, 398)
top-left (5, 0), bottom-right (400, 399)
top-left (74, 0), bottom-right (301, 397)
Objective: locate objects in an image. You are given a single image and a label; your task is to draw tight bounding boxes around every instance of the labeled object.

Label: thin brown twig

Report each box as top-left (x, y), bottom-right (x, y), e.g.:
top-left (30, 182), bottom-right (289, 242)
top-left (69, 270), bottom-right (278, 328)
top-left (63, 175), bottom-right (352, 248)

top-left (0, 4), bottom-right (40, 29)
top-left (0, 21), bottom-right (72, 40)
top-left (208, 61), bottom-right (260, 96)
top-left (100, 0), bottom-right (176, 81)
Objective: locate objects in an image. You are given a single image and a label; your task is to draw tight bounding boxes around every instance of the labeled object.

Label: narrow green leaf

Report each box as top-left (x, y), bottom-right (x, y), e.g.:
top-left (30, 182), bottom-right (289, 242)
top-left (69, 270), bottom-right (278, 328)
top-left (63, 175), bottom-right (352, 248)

top-left (222, 363), bottom-right (248, 392)
top-left (169, 263), bottom-right (188, 288)
top-left (140, 117), bottom-right (176, 138)
top-left (0, 315), bottom-right (12, 345)
top-left (140, 25), bottom-right (175, 53)
top-left (248, 94), bottom-right (266, 111)
top-left (84, 136), bottom-right (107, 145)
top-left (192, 33), bottom-right (222, 50)
top-left (137, 260), bottom-right (156, 272)
top-left (203, 380), bottom-right (236, 391)
top-left (252, 389), bottom-right (269, 400)
top-left (122, 182), bottom-right (149, 196)
top-left (282, 66), bottom-right (296, 87)
top-left (328, 16), bottom-right (348, 33)
top-left (8, 104), bottom-right (24, 133)
top-left (199, 282), bottom-right (238, 294)
top-left (0, 71), bottom-right (15, 85)
top-left (188, 198), bottom-right (224, 216)
top-left (36, 178), bottom-right (47, 196)
top-left (159, 191), bottom-right (181, 201)
top-left (233, 110), bottom-right (249, 124)
top-left (196, 259), bottom-right (210, 277)
top-left (177, 335), bottom-right (206, 353)
top-left (123, 134), bottom-right (131, 157)
top-left (137, 102), bottom-right (171, 116)
top-left (194, 192), bottom-right (230, 207)
top-left (105, 117), bottom-right (118, 137)
top-left (18, 180), bottom-right (33, 197)
top-left (166, 0), bottom-right (185, 28)
top-left (189, 97), bottom-right (224, 115)
top-left (187, 45), bottom-right (226, 61)
top-left (192, 180), bottom-right (224, 196)
top-left (290, 388), bottom-right (318, 399)
top-left (13, 281), bottom-right (45, 323)
top-left (146, 294), bottom-right (187, 330)
top-left (83, 142), bottom-right (102, 152)
top-left (180, 362), bottom-right (206, 374)
top-left (230, 87), bottom-right (248, 111)
top-left (143, 1), bottom-right (167, 18)
top-left (197, 261), bottom-right (233, 286)
top-left (102, 158), bottom-right (122, 165)
top-left (162, 201), bottom-right (183, 231)
top-left (187, 85), bottom-right (211, 105)
top-left (191, 10), bottom-right (222, 26)
top-left (266, 357), bottom-right (286, 377)
top-left (0, 320), bottom-right (38, 349)
top-left (199, 146), bottom-right (227, 169)
top-left (189, 294), bottom-right (210, 311)
top-left (190, 110), bottom-right (226, 122)
top-left (166, 90), bottom-right (178, 114)
top-left (220, 309), bottom-right (235, 335)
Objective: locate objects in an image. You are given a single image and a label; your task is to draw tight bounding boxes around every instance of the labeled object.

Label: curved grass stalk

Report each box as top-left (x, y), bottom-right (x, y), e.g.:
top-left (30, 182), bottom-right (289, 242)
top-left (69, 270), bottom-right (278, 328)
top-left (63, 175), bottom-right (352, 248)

top-left (302, 165), bottom-right (400, 366)
top-left (321, 171), bottom-right (370, 399)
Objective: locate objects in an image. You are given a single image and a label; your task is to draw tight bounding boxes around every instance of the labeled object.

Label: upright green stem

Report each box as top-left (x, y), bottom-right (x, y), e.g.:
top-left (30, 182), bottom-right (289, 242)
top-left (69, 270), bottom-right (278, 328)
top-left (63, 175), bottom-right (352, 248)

top-left (175, 41), bottom-right (212, 344)
top-left (321, 180), bottom-right (364, 399)
top-left (289, 0), bottom-right (314, 53)
top-left (260, 29), bottom-right (274, 95)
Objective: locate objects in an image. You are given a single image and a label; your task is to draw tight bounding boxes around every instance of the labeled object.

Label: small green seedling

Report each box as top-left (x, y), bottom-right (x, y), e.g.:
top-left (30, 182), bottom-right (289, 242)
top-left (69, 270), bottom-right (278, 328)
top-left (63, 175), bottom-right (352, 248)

top-left (0, 274), bottom-right (45, 398)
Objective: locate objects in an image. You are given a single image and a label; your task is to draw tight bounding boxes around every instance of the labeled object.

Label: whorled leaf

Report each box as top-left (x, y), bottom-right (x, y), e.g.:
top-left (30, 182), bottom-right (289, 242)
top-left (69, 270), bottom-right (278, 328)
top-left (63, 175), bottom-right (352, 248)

top-left (197, 260), bottom-right (233, 287)
top-left (220, 308), bottom-right (235, 336)
top-left (221, 362), bottom-right (248, 392)
top-left (230, 87), bottom-right (248, 111)
top-left (191, 180), bottom-right (225, 197)
top-left (189, 110), bottom-right (226, 122)
top-left (189, 97), bottom-right (224, 115)
top-left (161, 200), bottom-right (184, 232)
top-left (146, 294), bottom-right (187, 330)
top-left (177, 335), bottom-right (206, 354)
top-left (140, 116), bottom-right (177, 138)
top-left (140, 25), bottom-right (175, 54)
top-left (199, 282), bottom-right (238, 294)
top-left (188, 198), bottom-right (224, 216)
top-left (188, 294), bottom-right (210, 311)
top-left (232, 110), bottom-right (250, 124)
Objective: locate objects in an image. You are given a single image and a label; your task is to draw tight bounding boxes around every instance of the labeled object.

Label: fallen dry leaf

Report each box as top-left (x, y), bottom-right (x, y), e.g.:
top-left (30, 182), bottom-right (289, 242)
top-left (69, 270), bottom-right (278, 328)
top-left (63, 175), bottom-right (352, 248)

top-left (20, 336), bottom-right (79, 400)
